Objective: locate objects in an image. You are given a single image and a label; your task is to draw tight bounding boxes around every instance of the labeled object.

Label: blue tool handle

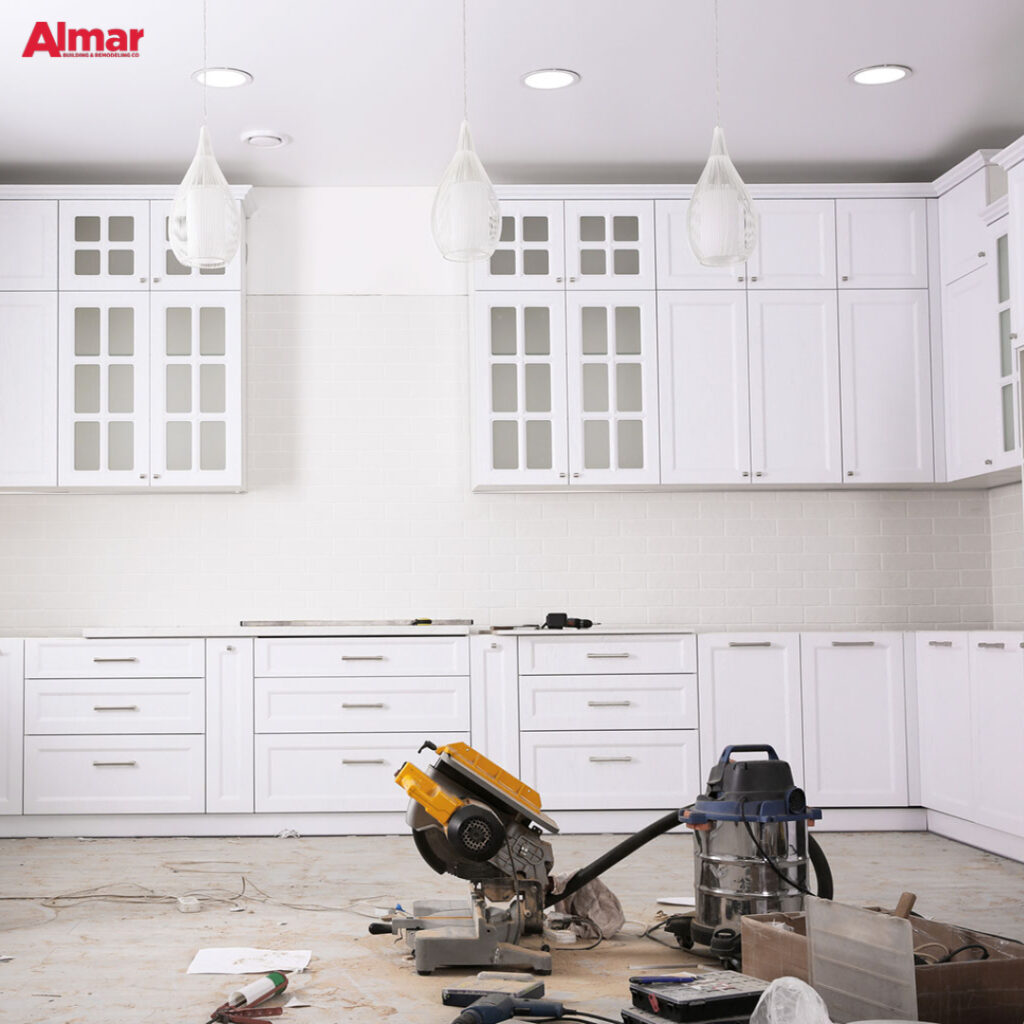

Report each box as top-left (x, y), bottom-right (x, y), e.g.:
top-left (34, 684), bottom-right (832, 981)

top-left (629, 976), bottom-right (697, 984)
top-left (718, 744), bottom-right (779, 763)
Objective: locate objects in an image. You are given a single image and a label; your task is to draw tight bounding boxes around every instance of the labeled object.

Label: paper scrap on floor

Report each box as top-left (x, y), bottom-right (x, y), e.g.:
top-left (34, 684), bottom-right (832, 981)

top-left (187, 947), bottom-right (312, 974)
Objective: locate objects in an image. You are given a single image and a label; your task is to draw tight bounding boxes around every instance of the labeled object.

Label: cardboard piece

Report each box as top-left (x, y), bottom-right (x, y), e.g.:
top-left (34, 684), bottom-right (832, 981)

top-left (741, 911), bottom-right (1024, 1024)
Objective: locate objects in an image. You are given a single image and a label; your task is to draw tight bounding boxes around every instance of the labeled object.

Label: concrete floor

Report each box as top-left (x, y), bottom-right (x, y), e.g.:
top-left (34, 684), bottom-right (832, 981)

top-left (2, 831), bottom-right (1023, 1024)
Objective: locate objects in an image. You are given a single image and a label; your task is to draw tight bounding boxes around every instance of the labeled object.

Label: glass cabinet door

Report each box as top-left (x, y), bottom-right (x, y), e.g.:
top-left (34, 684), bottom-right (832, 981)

top-left (473, 201), bottom-right (566, 291)
top-left (58, 294), bottom-right (150, 485)
top-left (472, 292), bottom-right (568, 487)
top-left (149, 201), bottom-right (242, 291)
top-left (58, 201), bottom-right (150, 291)
top-left (150, 293), bottom-right (243, 488)
top-left (565, 292), bottom-right (660, 484)
top-left (564, 201), bottom-right (656, 290)
top-left (994, 224), bottom-right (1019, 467)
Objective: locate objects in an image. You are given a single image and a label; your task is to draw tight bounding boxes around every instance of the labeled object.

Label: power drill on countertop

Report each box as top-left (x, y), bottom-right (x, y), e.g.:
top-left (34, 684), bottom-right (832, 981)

top-left (446, 992), bottom-right (566, 1024)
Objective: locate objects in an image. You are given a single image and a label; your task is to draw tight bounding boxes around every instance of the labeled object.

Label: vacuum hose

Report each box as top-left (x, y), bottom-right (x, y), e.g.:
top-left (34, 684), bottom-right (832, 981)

top-left (808, 833), bottom-right (833, 900)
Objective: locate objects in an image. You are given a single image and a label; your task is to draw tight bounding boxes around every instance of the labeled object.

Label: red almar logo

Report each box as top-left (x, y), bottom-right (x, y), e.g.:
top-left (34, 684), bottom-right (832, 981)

top-left (22, 21), bottom-right (144, 58)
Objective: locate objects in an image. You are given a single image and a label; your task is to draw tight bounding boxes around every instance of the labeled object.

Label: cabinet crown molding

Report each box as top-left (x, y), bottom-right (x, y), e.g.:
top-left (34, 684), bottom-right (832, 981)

top-left (992, 134), bottom-right (1024, 173)
top-left (931, 150), bottom-right (1000, 196)
top-left (494, 183), bottom-right (935, 201)
top-left (0, 184), bottom-right (252, 201)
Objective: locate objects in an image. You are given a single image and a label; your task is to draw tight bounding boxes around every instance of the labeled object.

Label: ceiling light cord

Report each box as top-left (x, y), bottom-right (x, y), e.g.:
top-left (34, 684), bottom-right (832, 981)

top-left (202, 0), bottom-right (208, 123)
top-left (462, 0), bottom-right (468, 122)
top-left (713, 0), bottom-right (720, 128)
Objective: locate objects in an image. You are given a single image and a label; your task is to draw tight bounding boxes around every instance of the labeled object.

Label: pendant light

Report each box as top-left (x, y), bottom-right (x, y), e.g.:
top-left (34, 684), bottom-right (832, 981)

top-left (430, 0), bottom-right (501, 262)
top-left (170, 0), bottom-right (240, 269)
top-left (687, 0), bottom-right (757, 268)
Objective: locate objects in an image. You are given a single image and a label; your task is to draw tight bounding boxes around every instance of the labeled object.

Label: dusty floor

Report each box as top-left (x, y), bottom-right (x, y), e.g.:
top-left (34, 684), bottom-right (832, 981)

top-left (1, 831), bottom-right (1023, 1023)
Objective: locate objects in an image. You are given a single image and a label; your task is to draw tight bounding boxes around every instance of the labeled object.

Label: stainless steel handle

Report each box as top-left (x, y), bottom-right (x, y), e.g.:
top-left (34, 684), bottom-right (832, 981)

top-left (589, 756), bottom-right (633, 763)
top-left (841, 275), bottom-right (849, 282)
top-left (341, 702), bottom-right (385, 709)
top-left (92, 760), bottom-right (137, 767)
top-left (755, 471), bottom-right (763, 477)
top-left (587, 700), bottom-right (631, 707)
top-left (977, 642), bottom-right (1005, 649)
top-left (750, 275), bottom-right (758, 282)
top-left (847, 470), bottom-right (854, 476)
top-left (139, 474), bottom-right (147, 479)
top-left (152, 276), bottom-right (162, 283)
top-left (569, 276), bottom-right (577, 283)
top-left (978, 251), bottom-right (986, 257)
top-left (153, 474), bottom-right (161, 480)
top-left (138, 277), bottom-right (147, 283)
top-left (1011, 333), bottom-right (1019, 341)
top-left (831, 641), bottom-right (875, 647)
top-left (742, 471), bottom-right (750, 477)
top-left (556, 276), bottom-right (563, 283)
top-left (93, 705), bottom-right (139, 712)
top-left (226, 645), bottom-right (235, 652)
top-left (928, 640), bottom-right (953, 647)
top-left (93, 657), bottom-right (139, 663)
top-left (559, 472), bottom-right (567, 478)
top-left (342, 758), bottom-right (386, 765)
top-left (985, 459), bottom-right (993, 465)
top-left (572, 472), bottom-right (580, 478)
top-left (728, 641), bottom-right (772, 648)
top-left (737, 276), bottom-right (745, 282)
top-left (586, 652), bottom-right (630, 659)
top-left (341, 655), bottom-right (385, 661)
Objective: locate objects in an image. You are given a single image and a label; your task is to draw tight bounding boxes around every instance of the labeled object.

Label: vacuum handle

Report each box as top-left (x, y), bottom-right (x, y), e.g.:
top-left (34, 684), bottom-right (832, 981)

top-left (718, 744), bottom-right (779, 763)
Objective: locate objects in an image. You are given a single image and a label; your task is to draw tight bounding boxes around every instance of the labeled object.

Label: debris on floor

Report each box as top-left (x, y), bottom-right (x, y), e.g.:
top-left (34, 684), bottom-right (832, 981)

top-left (187, 948), bottom-right (312, 974)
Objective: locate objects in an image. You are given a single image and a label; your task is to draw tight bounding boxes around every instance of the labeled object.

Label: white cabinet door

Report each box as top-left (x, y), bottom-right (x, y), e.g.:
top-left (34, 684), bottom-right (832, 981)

top-left (57, 293), bottom-right (151, 486)
top-left (942, 266), bottom-right (1000, 480)
top-left (59, 200), bottom-right (150, 291)
top-left (938, 169), bottom-right (992, 285)
top-left (150, 200), bottom-right (242, 291)
top-left (0, 641), bottom-right (23, 815)
top-left (206, 639), bottom-right (254, 814)
top-left (150, 292), bottom-right (243, 488)
top-left (748, 291), bottom-right (841, 484)
top-left (915, 633), bottom-right (972, 819)
top-left (0, 201), bottom-right (57, 289)
top-left (472, 291), bottom-right (568, 487)
top-left (839, 290), bottom-right (933, 483)
top-left (746, 200), bottom-right (836, 289)
top-left (697, 634), bottom-right (804, 785)
top-left (566, 291), bottom-right (659, 483)
top-left (836, 199), bottom-right (928, 289)
top-left (474, 201), bottom-right (565, 290)
top-left (801, 633), bottom-right (908, 807)
top-left (565, 201), bottom-right (656, 290)
top-left (968, 633), bottom-right (1024, 836)
top-left (658, 291), bottom-right (750, 484)
top-left (655, 200), bottom-right (746, 290)
top-left (0, 294), bottom-right (57, 487)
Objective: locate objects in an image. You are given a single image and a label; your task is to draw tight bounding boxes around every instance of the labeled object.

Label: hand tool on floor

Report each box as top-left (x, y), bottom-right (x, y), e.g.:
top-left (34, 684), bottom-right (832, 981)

top-left (205, 972), bottom-right (288, 1024)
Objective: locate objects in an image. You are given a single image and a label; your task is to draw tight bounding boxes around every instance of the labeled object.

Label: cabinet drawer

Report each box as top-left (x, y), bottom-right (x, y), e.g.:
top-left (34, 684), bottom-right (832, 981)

top-left (254, 676), bottom-right (469, 733)
top-left (24, 734), bottom-right (204, 814)
top-left (25, 678), bottom-right (205, 735)
top-left (519, 730), bottom-right (700, 810)
top-left (518, 635), bottom-right (695, 675)
top-left (519, 675), bottom-right (697, 731)
top-left (254, 637), bottom-right (469, 677)
top-left (26, 639), bottom-right (204, 679)
top-left (255, 732), bottom-right (469, 813)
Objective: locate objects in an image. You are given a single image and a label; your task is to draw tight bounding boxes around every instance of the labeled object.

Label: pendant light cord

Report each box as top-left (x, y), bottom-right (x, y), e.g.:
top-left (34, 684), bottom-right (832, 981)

top-left (713, 0), bottom-right (720, 127)
top-left (461, 0), bottom-right (468, 121)
top-left (202, 0), bottom-right (208, 123)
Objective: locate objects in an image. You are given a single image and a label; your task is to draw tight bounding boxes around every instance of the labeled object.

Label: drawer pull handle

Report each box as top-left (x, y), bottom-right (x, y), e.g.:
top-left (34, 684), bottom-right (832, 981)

top-left (831, 641), bottom-right (875, 647)
top-left (586, 653), bottom-right (630, 659)
top-left (93, 657), bottom-right (140, 663)
top-left (978, 642), bottom-right (1006, 649)
top-left (728, 641), bottom-right (772, 648)
top-left (589, 755), bottom-right (633, 763)
top-left (341, 702), bottom-right (386, 709)
top-left (342, 758), bottom-right (386, 765)
top-left (92, 760), bottom-right (138, 768)
top-left (93, 705), bottom-right (140, 712)
top-left (341, 655), bottom-right (385, 661)
top-left (928, 641), bottom-right (953, 647)
top-left (587, 700), bottom-right (631, 707)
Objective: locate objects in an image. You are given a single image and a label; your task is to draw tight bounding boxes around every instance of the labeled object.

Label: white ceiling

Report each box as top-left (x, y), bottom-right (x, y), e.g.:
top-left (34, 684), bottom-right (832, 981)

top-left (3, 0), bottom-right (1024, 187)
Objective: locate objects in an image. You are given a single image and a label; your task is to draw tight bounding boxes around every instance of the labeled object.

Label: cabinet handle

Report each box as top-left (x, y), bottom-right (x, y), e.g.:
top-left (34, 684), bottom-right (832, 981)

top-left (93, 705), bottom-right (139, 712)
top-left (749, 275), bottom-right (758, 282)
top-left (586, 652), bottom-right (630, 659)
top-left (139, 277), bottom-right (147, 283)
top-left (92, 760), bottom-right (137, 768)
top-left (559, 472), bottom-right (567, 478)
top-left (1011, 333), bottom-right (1019, 341)
top-left (977, 641), bottom-right (1006, 649)
top-left (569, 276), bottom-right (577, 283)
top-left (742, 471), bottom-right (750, 477)
top-left (841, 275), bottom-right (849, 282)
top-left (153, 474), bottom-right (161, 480)
top-left (755, 471), bottom-right (763, 477)
top-left (93, 657), bottom-right (139, 663)
top-left (139, 474), bottom-right (148, 480)
top-left (589, 755), bottom-right (633, 763)
top-left (984, 459), bottom-right (993, 465)
top-left (927, 640), bottom-right (953, 647)
top-left (572, 472), bottom-right (580, 479)
top-left (978, 251), bottom-right (986, 258)
top-left (556, 276), bottom-right (563, 283)
top-left (831, 641), bottom-right (875, 647)
top-left (737, 276), bottom-right (745, 282)
top-left (342, 758), bottom-right (386, 765)
top-left (341, 655), bottom-right (385, 661)
top-left (587, 700), bottom-right (631, 707)
top-left (341, 702), bottom-right (385, 709)
top-left (847, 470), bottom-right (854, 477)
top-left (728, 641), bottom-right (772, 648)
top-left (152, 276), bottom-right (162, 283)
top-left (226, 645), bottom-right (235, 652)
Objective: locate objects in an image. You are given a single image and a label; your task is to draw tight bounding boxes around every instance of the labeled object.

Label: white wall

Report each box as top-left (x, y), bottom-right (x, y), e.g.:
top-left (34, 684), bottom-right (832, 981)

top-left (0, 188), bottom-right (1010, 633)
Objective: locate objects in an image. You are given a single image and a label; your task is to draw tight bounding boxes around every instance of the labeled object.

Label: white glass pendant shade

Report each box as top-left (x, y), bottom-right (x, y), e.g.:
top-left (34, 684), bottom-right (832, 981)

top-left (170, 125), bottom-right (240, 269)
top-left (687, 126), bottom-right (757, 267)
top-left (431, 121), bottom-right (501, 262)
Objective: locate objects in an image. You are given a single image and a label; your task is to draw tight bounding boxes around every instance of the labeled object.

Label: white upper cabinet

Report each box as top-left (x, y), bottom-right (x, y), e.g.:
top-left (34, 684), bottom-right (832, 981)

top-left (836, 199), bottom-right (928, 289)
top-left (0, 296), bottom-right (58, 487)
top-left (474, 201), bottom-right (565, 290)
top-left (149, 201), bottom-right (242, 291)
top-left (839, 290), bottom-right (933, 483)
top-left (748, 291), bottom-right (841, 484)
top-left (0, 201), bottom-right (57, 290)
top-left (938, 167), bottom-right (995, 285)
top-left (655, 199), bottom-right (745, 289)
top-left (658, 291), bottom-right (750, 484)
top-left (746, 200), bottom-right (836, 289)
top-left (564, 201), bottom-right (656, 290)
top-left (566, 291), bottom-right (659, 484)
top-left (59, 200), bottom-right (150, 290)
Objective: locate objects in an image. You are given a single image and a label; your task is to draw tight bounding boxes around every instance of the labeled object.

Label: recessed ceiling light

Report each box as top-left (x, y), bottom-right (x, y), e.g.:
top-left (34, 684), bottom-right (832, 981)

top-left (241, 130), bottom-right (290, 149)
top-left (192, 67), bottom-right (253, 88)
top-left (522, 68), bottom-right (580, 90)
top-left (850, 64), bottom-right (912, 86)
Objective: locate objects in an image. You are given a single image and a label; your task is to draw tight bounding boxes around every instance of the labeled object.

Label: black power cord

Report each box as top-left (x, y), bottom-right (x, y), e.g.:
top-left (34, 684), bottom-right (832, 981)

top-left (739, 806), bottom-right (832, 900)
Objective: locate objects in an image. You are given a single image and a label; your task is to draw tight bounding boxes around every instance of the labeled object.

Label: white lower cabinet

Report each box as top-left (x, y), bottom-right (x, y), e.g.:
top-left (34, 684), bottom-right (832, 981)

top-left (697, 634), bottom-right (804, 784)
top-left (801, 633), bottom-right (908, 806)
top-left (0, 641), bottom-right (24, 815)
top-left (206, 640), bottom-right (254, 814)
